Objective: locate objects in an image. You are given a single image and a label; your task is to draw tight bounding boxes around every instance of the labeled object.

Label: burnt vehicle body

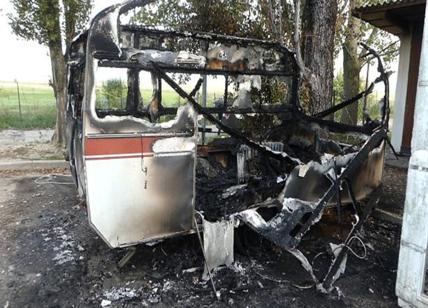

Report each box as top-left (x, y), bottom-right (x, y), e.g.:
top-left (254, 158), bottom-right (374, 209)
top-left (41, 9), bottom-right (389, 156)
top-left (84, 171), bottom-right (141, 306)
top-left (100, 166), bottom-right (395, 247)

top-left (66, 0), bottom-right (389, 292)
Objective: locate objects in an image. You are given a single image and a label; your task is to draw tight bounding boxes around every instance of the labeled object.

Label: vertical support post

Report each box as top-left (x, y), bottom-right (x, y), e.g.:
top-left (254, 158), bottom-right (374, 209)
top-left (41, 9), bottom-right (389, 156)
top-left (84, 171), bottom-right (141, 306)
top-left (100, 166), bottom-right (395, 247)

top-left (396, 4), bottom-right (428, 307)
top-left (391, 35), bottom-right (412, 152)
top-left (363, 61), bottom-right (370, 124)
top-left (217, 76), bottom-right (229, 136)
top-left (15, 79), bottom-right (22, 120)
top-left (224, 76), bottom-right (229, 109)
top-left (201, 75), bottom-right (207, 145)
top-left (158, 77), bottom-right (162, 105)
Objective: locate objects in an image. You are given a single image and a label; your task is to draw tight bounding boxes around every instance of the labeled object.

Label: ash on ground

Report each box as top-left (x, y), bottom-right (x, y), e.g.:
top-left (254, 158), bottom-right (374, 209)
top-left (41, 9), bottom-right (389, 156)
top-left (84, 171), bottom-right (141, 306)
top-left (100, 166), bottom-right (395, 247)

top-left (0, 167), bottom-right (403, 307)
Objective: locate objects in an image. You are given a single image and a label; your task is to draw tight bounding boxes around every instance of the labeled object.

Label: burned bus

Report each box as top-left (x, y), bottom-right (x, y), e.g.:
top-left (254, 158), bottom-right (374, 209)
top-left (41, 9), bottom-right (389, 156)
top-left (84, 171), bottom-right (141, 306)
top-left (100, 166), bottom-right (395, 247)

top-left (65, 0), bottom-right (389, 292)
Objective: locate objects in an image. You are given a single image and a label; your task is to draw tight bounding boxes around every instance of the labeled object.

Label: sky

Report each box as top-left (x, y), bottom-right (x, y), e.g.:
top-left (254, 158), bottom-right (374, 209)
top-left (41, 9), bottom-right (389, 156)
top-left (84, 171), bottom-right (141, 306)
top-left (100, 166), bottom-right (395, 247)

top-left (0, 0), bottom-right (119, 83)
top-left (0, 0), bottom-right (398, 95)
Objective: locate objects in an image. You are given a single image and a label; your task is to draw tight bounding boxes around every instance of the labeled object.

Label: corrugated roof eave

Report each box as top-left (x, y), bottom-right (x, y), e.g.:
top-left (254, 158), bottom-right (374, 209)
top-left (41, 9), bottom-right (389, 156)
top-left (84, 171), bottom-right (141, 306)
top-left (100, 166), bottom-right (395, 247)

top-left (355, 0), bottom-right (426, 13)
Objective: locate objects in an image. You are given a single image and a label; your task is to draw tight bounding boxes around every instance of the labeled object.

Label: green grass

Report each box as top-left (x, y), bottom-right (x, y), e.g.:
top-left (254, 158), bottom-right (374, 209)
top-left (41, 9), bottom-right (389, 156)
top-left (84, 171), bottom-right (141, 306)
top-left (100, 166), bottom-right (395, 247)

top-left (96, 88), bottom-right (218, 109)
top-left (143, 89), bottom-right (218, 107)
top-left (1, 80), bottom-right (394, 131)
top-left (0, 81), bottom-right (222, 130)
top-left (96, 88), bottom-right (187, 109)
top-left (0, 82), bottom-right (56, 129)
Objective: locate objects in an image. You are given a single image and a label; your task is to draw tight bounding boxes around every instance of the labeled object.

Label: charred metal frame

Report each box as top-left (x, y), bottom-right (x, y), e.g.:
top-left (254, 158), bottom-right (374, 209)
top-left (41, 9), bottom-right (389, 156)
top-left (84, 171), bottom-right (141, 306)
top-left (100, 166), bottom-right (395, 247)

top-left (65, 0), bottom-right (390, 294)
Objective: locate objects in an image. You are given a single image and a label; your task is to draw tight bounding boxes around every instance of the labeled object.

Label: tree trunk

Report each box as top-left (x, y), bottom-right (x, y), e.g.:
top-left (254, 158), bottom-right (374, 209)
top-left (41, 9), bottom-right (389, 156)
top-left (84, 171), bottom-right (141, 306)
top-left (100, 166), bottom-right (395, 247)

top-left (49, 42), bottom-right (67, 146)
top-left (302, 0), bottom-right (337, 114)
top-left (341, 0), bottom-right (361, 125)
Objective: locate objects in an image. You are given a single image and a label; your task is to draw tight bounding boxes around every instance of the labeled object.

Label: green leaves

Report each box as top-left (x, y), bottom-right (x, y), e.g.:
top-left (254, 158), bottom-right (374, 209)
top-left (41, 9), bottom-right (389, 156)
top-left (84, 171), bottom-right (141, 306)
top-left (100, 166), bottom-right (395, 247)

top-left (132, 0), bottom-right (271, 39)
top-left (336, 0), bottom-right (398, 69)
top-left (99, 79), bottom-right (128, 110)
top-left (9, 0), bottom-right (93, 49)
top-left (63, 0), bottom-right (92, 47)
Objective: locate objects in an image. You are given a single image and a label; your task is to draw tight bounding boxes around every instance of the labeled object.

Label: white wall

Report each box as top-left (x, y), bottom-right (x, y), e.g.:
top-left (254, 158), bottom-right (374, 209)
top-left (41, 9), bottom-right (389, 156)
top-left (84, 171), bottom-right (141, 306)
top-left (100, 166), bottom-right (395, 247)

top-left (396, 4), bottom-right (428, 306)
top-left (391, 34), bottom-right (412, 152)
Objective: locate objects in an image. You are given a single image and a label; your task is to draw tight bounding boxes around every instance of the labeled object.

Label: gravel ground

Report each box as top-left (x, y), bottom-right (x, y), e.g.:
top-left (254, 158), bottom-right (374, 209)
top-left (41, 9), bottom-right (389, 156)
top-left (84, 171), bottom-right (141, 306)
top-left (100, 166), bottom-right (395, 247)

top-left (0, 129), bottom-right (63, 161)
top-left (0, 165), bottom-right (404, 307)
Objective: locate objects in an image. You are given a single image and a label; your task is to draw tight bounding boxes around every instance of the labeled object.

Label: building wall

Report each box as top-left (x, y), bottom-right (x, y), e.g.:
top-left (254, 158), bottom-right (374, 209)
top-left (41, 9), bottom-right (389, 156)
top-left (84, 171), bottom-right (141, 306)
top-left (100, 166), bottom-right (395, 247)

top-left (391, 34), bottom-right (412, 152)
top-left (402, 23), bottom-right (424, 153)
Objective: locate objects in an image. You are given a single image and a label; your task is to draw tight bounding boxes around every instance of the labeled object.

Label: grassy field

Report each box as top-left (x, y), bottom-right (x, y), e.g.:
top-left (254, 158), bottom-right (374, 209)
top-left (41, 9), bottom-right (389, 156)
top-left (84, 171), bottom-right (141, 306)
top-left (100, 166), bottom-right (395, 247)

top-left (95, 88), bottom-right (208, 109)
top-left (0, 81), bottom-right (221, 130)
top-left (0, 81), bottom-right (392, 130)
top-left (0, 82), bottom-right (57, 130)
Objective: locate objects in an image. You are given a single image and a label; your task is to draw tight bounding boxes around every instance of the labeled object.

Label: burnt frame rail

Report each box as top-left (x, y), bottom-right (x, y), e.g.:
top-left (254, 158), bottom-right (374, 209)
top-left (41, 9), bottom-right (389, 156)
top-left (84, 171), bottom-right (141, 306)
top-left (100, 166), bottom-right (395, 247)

top-left (95, 27), bottom-right (389, 138)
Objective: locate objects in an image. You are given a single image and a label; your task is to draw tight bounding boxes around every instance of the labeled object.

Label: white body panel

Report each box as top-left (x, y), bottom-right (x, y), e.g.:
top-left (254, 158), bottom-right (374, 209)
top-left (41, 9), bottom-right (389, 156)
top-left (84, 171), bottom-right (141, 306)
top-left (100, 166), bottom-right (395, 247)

top-left (85, 137), bottom-right (196, 248)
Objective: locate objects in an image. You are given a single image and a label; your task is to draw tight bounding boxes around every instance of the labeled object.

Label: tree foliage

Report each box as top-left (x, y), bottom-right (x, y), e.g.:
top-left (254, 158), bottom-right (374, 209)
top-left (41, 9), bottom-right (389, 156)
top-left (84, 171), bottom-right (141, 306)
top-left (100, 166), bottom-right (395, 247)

top-left (133, 0), bottom-right (304, 43)
top-left (335, 0), bottom-right (398, 124)
top-left (134, 0), bottom-right (262, 38)
top-left (9, 0), bottom-right (93, 145)
top-left (336, 0), bottom-right (399, 70)
top-left (100, 79), bottom-right (127, 110)
top-left (9, 0), bottom-right (92, 49)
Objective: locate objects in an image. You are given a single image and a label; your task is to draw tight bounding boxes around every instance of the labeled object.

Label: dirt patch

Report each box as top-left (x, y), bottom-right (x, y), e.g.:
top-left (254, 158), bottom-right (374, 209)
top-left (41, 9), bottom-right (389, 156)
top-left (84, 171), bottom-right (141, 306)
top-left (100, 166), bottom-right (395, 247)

top-left (0, 143), bottom-right (64, 161)
top-left (0, 171), bottom-right (401, 307)
top-left (0, 129), bottom-right (63, 161)
top-left (378, 165), bottom-right (407, 216)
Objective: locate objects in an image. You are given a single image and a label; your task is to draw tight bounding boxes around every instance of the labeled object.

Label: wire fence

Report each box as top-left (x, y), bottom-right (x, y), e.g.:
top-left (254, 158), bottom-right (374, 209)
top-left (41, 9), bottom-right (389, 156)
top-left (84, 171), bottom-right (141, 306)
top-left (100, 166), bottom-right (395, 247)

top-left (0, 82), bottom-right (56, 129)
top-left (0, 80), bottom-right (394, 130)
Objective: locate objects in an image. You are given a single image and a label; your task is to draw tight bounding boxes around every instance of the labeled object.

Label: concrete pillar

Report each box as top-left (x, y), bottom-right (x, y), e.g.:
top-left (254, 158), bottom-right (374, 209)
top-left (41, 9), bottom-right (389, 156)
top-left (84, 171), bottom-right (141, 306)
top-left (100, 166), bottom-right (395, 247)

top-left (396, 3), bottom-right (428, 307)
top-left (396, 151), bottom-right (428, 307)
top-left (391, 35), bottom-right (412, 152)
top-left (412, 21), bottom-right (428, 153)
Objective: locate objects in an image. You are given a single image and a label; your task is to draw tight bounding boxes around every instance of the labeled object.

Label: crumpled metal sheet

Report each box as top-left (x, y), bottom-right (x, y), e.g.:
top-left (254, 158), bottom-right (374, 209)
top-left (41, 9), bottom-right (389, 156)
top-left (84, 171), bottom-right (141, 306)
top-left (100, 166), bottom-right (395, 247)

top-left (135, 50), bottom-right (205, 67)
top-left (202, 219), bottom-right (235, 280)
top-left (236, 198), bottom-right (319, 249)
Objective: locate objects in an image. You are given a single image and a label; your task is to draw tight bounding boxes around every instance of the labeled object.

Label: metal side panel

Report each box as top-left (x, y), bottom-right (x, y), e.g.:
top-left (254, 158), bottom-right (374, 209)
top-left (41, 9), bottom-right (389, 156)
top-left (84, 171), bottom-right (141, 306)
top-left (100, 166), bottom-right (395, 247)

top-left (84, 136), bottom-right (196, 248)
top-left (282, 140), bottom-right (385, 204)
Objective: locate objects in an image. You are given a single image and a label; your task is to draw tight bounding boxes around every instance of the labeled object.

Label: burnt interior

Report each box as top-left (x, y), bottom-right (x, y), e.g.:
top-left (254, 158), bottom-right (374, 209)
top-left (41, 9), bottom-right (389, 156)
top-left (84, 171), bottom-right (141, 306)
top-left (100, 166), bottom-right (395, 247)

top-left (67, 24), bottom-right (388, 221)
top-left (65, 0), bottom-right (391, 293)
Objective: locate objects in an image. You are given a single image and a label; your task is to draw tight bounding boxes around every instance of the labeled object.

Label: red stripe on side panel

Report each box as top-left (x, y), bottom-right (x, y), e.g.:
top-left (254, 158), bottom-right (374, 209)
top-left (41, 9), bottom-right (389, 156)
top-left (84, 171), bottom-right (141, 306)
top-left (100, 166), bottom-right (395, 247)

top-left (84, 137), bottom-right (160, 156)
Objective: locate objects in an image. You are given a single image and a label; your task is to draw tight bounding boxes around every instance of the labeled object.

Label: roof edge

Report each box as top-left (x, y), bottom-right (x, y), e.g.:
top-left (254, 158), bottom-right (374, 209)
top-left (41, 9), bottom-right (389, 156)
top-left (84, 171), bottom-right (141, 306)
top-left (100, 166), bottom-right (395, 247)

top-left (354, 0), bottom-right (426, 15)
